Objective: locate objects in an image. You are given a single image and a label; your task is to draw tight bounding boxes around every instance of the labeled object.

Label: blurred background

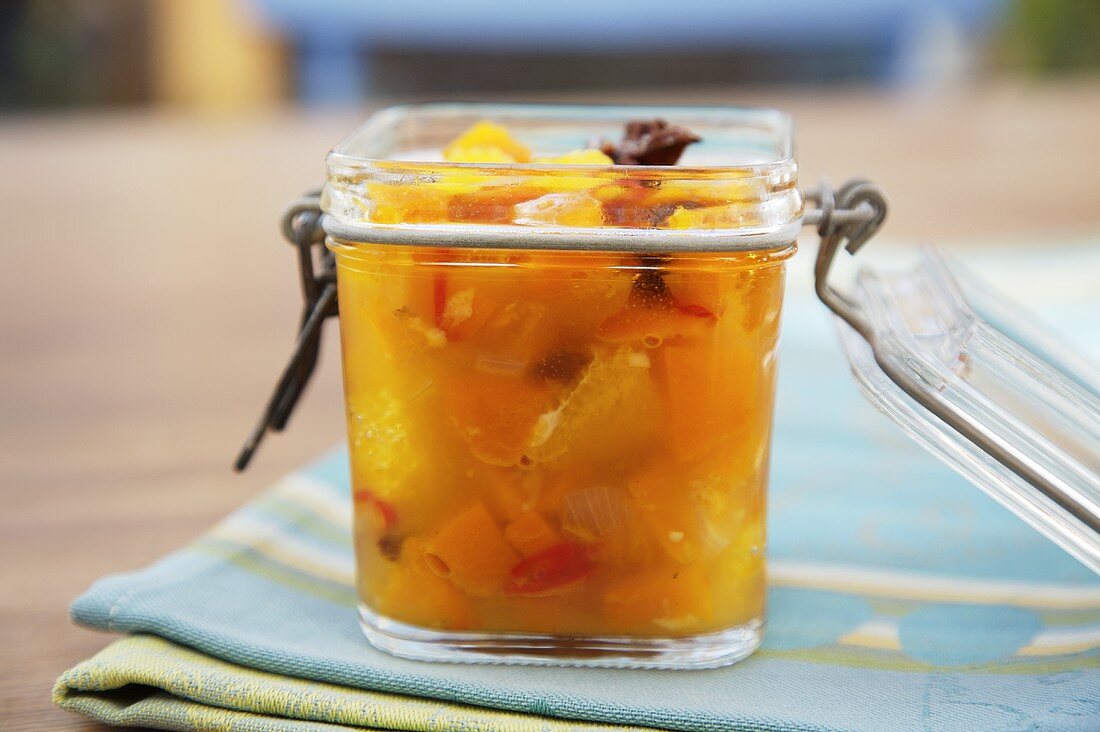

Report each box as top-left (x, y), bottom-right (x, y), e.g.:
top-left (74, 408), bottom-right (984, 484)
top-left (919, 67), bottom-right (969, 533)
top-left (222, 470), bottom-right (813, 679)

top-left (2, 0), bottom-right (1099, 111)
top-left (3, 3), bottom-right (1100, 728)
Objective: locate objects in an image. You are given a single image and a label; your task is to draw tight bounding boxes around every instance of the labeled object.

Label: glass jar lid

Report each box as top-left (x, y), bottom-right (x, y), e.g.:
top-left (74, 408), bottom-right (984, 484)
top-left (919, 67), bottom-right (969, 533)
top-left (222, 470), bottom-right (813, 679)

top-left (830, 245), bottom-right (1100, 574)
top-left (321, 103), bottom-right (804, 252)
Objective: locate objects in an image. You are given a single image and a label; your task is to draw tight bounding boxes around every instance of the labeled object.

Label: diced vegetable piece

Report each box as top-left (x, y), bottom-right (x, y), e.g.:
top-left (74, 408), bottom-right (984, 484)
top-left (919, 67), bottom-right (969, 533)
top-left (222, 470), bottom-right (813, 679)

top-left (597, 301), bottom-right (716, 345)
top-left (367, 183), bottom-right (450, 224)
top-left (514, 192), bottom-right (604, 227)
top-left (444, 371), bottom-right (559, 466)
top-left (505, 260), bottom-right (634, 335)
top-left (561, 485), bottom-right (630, 542)
top-left (443, 121), bottom-right (532, 163)
top-left (503, 542), bottom-right (594, 597)
top-left (628, 472), bottom-right (698, 565)
top-left (353, 489), bottom-right (398, 531)
top-left (346, 389), bottom-right (418, 499)
top-left (707, 529), bottom-right (767, 627)
top-left (524, 347), bottom-right (661, 466)
top-left (476, 464), bottom-right (557, 522)
top-left (448, 186), bottom-right (547, 224)
top-left (504, 511), bottom-right (562, 558)
top-left (382, 269), bottom-right (448, 349)
top-left (470, 300), bottom-right (558, 377)
top-left (664, 204), bottom-right (761, 230)
top-left (731, 265), bottom-right (785, 334)
top-left (560, 484), bottom-right (649, 565)
top-left (645, 178), bottom-right (761, 208)
top-left (628, 467), bottom-right (739, 565)
top-left (425, 503), bottom-right (519, 596)
top-left (376, 563), bottom-right (475, 630)
top-left (393, 310), bottom-right (447, 350)
top-left (438, 286), bottom-right (499, 341)
top-left (657, 341), bottom-right (756, 462)
top-left (663, 269), bottom-right (725, 317)
top-left (603, 565), bottom-right (713, 634)
top-left (429, 172), bottom-right (511, 200)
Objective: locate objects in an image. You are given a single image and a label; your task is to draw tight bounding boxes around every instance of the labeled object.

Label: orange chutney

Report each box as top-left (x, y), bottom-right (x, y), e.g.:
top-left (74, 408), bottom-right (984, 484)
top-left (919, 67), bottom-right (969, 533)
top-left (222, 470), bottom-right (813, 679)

top-left (327, 116), bottom-right (796, 650)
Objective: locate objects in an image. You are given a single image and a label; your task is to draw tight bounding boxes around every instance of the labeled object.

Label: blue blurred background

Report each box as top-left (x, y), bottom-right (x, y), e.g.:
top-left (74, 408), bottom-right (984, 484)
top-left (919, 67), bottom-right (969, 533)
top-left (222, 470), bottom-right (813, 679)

top-left (2, 0), bottom-right (1098, 112)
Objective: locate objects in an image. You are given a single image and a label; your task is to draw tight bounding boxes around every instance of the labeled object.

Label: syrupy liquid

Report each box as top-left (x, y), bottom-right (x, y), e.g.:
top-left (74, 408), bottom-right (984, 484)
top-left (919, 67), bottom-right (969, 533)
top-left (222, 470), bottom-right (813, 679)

top-left (335, 243), bottom-right (789, 638)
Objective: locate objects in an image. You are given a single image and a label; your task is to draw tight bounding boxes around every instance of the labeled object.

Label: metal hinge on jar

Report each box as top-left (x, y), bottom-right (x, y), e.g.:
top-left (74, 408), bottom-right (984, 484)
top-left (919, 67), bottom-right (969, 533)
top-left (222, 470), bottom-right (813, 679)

top-left (235, 193), bottom-right (333, 470)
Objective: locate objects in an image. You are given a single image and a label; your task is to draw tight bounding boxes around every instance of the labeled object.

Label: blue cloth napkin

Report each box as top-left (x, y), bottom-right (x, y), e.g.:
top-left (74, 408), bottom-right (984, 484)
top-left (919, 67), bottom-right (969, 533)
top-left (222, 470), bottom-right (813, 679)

top-left (68, 250), bottom-right (1100, 732)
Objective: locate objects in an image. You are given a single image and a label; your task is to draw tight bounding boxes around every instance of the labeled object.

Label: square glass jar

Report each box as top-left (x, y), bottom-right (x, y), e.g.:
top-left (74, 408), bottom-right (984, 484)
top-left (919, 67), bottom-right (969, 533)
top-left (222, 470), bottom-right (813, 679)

top-left (321, 104), bottom-right (803, 668)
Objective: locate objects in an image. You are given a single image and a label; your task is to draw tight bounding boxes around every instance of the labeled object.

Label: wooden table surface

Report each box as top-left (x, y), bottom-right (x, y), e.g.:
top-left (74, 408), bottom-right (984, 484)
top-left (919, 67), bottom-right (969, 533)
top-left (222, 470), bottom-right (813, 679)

top-left (3, 82), bottom-right (1100, 730)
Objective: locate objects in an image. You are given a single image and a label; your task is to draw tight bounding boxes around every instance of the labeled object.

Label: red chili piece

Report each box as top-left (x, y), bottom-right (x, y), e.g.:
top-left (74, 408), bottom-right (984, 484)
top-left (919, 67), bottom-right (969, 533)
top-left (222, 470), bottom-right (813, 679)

top-left (503, 542), bottom-right (594, 596)
top-left (353, 489), bottom-right (398, 530)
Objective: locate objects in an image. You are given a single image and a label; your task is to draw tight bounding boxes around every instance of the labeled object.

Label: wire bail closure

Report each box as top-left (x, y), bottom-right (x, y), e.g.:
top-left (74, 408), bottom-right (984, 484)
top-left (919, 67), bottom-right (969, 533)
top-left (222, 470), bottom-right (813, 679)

top-left (805, 179), bottom-right (889, 339)
top-left (234, 180), bottom-right (889, 470)
top-left (235, 193), bottom-right (335, 471)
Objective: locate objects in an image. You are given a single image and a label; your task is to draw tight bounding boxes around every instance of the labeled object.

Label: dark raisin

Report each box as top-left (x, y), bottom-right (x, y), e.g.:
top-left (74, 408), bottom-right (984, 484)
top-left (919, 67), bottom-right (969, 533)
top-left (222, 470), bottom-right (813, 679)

top-left (600, 119), bottom-right (702, 166)
top-left (529, 350), bottom-right (592, 382)
top-left (631, 269), bottom-right (673, 306)
top-left (378, 534), bottom-right (403, 561)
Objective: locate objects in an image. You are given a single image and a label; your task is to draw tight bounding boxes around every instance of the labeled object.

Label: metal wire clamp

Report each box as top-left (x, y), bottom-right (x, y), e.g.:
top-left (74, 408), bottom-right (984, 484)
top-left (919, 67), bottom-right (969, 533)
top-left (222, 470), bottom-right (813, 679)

top-left (235, 194), bottom-right (334, 471)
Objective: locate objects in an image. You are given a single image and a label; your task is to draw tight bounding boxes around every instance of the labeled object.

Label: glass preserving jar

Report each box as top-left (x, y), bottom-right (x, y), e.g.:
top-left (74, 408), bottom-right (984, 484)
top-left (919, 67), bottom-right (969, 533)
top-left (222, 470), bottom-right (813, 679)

top-left (324, 104), bottom-right (800, 668)
top-left (239, 103), bottom-right (1100, 670)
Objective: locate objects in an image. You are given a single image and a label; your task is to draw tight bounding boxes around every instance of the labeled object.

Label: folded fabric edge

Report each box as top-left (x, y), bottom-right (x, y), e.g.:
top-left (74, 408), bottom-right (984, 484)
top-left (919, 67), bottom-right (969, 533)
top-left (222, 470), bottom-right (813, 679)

top-left (69, 573), bottom-right (135, 631)
top-left (54, 686), bottom-right (357, 732)
top-left (53, 635), bottom-right (655, 732)
top-left (70, 549), bottom-right (225, 632)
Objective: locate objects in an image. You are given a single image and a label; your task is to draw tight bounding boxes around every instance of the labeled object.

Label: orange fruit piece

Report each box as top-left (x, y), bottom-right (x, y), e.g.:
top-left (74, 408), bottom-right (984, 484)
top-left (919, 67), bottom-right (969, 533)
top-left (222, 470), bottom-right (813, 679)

top-left (627, 465), bottom-right (740, 565)
top-left (662, 268), bottom-right (726, 317)
top-left (604, 564), bottom-right (713, 635)
top-left (664, 203), bottom-right (762, 230)
top-left (425, 503), bottom-right (519, 597)
top-left (443, 121), bottom-right (531, 163)
top-left (443, 371), bottom-right (558, 466)
top-left (503, 511), bottom-right (561, 558)
top-left (657, 341), bottom-right (757, 462)
top-left (529, 149), bottom-right (614, 194)
top-left (597, 302), bottom-right (716, 346)
top-left (646, 177), bottom-right (761, 209)
top-left (523, 347), bottom-right (661, 469)
top-left (514, 192), bottom-right (604, 227)
top-left (447, 185), bottom-right (545, 224)
top-left (374, 563), bottom-right (475, 631)
top-left (366, 183), bottom-right (450, 224)
top-left (437, 284), bottom-right (500, 342)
